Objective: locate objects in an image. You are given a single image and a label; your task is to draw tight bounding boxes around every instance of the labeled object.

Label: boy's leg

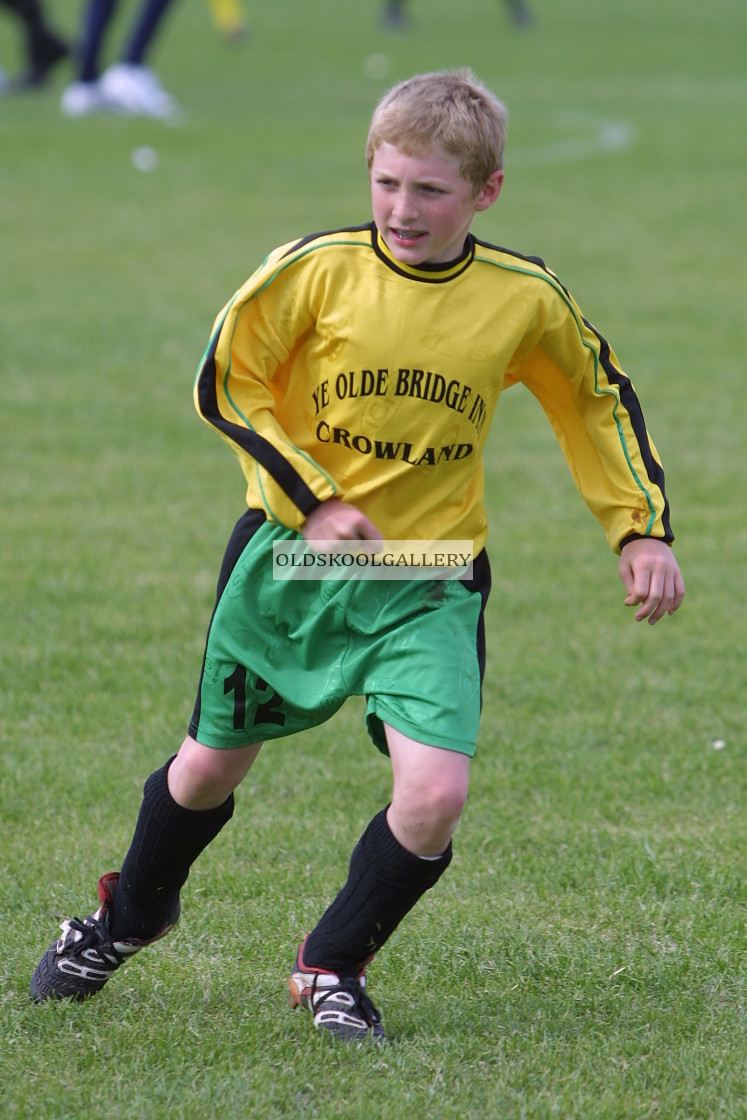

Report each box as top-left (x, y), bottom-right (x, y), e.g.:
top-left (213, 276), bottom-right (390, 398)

top-left (290, 725), bottom-right (470, 1040)
top-left (93, 0), bottom-right (182, 121)
top-left (385, 724), bottom-right (470, 855)
top-left (0, 0), bottom-right (68, 85)
top-left (119, 0), bottom-right (179, 66)
top-left (302, 726), bottom-right (468, 969)
top-left (381, 0), bottom-right (408, 30)
top-left (75, 0), bottom-right (118, 82)
top-left (30, 736), bottom-right (260, 1001)
top-left (109, 736), bottom-right (261, 939)
top-left (59, 0), bottom-right (119, 115)
top-left (504, 0), bottom-right (534, 27)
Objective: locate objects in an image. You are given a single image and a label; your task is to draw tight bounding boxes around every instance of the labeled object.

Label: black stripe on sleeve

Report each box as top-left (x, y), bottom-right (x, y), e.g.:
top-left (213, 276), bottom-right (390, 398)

top-left (584, 319), bottom-right (673, 543)
top-left (196, 333), bottom-right (322, 518)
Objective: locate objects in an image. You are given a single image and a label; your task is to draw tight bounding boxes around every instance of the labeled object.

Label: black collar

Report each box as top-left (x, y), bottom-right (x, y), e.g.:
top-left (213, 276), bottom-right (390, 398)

top-left (371, 223), bottom-right (474, 283)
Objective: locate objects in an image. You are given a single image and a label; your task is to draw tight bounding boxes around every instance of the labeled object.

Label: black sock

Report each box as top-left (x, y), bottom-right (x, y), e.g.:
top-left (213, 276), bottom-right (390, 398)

top-left (109, 757), bottom-right (234, 941)
top-left (302, 807), bottom-right (452, 974)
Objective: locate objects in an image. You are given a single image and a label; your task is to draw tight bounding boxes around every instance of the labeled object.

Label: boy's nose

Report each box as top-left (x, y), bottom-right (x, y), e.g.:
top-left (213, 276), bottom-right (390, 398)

top-left (391, 189), bottom-right (418, 221)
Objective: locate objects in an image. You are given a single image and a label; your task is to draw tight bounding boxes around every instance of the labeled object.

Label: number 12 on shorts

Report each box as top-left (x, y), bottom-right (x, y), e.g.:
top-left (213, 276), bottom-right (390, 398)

top-left (223, 664), bottom-right (286, 731)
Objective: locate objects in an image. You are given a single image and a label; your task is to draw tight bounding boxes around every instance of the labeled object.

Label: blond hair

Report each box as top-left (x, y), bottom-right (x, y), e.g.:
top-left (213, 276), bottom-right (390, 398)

top-left (366, 69), bottom-right (508, 194)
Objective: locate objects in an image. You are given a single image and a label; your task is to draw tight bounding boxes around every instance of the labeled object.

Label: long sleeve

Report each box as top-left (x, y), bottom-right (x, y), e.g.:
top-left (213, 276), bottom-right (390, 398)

top-left (503, 268), bottom-right (673, 553)
top-left (193, 243), bottom-right (342, 529)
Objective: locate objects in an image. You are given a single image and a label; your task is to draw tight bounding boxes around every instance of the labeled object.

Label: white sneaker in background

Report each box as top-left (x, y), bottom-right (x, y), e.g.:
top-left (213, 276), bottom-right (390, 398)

top-left (60, 80), bottom-right (110, 117)
top-left (98, 63), bottom-right (183, 121)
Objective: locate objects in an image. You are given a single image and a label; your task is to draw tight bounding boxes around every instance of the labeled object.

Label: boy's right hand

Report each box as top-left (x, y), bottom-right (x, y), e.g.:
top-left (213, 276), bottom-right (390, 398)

top-left (301, 498), bottom-right (383, 552)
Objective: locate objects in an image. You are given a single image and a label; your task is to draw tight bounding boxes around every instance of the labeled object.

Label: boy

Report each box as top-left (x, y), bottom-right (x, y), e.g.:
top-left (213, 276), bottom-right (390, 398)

top-left (30, 70), bottom-right (685, 1042)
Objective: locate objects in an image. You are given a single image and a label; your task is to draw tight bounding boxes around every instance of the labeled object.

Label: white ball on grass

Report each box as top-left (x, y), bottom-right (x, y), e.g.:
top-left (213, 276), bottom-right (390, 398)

top-left (364, 54), bottom-right (391, 80)
top-left (131, 145), bottom-right (159, 172)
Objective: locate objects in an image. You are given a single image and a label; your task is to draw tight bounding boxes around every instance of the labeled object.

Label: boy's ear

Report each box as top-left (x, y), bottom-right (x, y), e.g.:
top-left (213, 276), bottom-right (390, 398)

top-left (475, 169), bottom-right (504, 211)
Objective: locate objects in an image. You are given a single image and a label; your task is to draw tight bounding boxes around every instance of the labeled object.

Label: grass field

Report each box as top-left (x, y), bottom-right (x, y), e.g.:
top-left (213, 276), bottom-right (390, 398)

top-left (2, 0), bottom-right (746, 1117)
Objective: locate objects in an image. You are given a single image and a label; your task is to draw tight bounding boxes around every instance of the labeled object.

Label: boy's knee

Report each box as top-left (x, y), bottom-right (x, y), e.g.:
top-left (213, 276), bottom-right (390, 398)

top-left (387, 777), bottom-right (467, 857)
top-left (168, 736), bottom-right (260, 809)
top-left (397, 773), bottom-right (468, 828)
top-left (177, 739), bottom-right (225, 779)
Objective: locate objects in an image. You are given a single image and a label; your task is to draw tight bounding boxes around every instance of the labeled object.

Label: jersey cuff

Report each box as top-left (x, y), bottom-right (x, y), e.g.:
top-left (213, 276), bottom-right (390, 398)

top-left (618, 532), bottom-right (672, 552)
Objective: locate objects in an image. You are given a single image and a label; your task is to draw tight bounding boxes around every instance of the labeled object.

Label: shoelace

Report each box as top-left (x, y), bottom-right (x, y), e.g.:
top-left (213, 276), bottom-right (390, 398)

top-left (59, 915), bottom-right (127, 967)
top-left (312, 974), bottom-right (382, 1027)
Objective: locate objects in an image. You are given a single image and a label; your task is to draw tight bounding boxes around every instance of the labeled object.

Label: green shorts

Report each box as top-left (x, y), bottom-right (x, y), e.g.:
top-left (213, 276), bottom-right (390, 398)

top-left (188, 511), bottom-right (491, 756)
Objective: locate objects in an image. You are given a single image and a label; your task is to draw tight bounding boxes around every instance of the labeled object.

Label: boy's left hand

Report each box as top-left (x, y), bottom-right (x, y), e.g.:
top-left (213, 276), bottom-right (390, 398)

top-left (619, 538), bottom-right (685, 625)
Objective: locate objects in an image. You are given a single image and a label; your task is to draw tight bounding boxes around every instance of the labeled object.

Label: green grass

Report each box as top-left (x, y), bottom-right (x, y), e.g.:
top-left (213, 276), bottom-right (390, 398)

top-left (2, 0), bottom-right (746, 1116)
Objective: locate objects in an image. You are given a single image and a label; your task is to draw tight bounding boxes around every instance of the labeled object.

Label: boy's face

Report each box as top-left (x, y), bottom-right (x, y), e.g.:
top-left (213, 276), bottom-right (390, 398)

top-left (370, 142), bottom-right (503, 267)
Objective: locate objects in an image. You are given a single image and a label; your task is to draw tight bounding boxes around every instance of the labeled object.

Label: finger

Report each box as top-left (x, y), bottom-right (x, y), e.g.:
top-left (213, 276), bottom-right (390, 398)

top-left (331, 509), bottom-right (382, 545)
top-left (623, 566), bottom-right (651, 612)
top-left (354, 517), bottom-right (383, 547)
top-left (632, 570), bottom-right (663, 622)
top-left (668, 572), bottom-right (686, 614)
top-left (326, 515), bottom-right (382, 551)
top-left (640, 570), bottom-right (681, 624)
top-left (618, 557), bottom-right (636, 598)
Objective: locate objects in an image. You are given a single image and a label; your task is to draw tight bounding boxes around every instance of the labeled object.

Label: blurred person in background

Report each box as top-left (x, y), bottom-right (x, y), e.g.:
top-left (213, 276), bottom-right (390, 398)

top-left (60, 0), bottom-right (182, 119)
top-left (205, 0), bottom-right (246, 41)
top-left (0, 0), bottom-right (68, 91)
top-left (382, 0), bottom-right (533, 30)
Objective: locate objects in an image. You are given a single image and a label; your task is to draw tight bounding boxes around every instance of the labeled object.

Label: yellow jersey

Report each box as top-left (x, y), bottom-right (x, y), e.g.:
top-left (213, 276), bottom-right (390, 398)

top-left (195, 223), bottom-right (673, 554)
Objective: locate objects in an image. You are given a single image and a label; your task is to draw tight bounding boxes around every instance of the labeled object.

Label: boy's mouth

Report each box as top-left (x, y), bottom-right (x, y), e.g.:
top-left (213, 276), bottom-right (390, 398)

top-left (392, 228), bottom-right (426, 245)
